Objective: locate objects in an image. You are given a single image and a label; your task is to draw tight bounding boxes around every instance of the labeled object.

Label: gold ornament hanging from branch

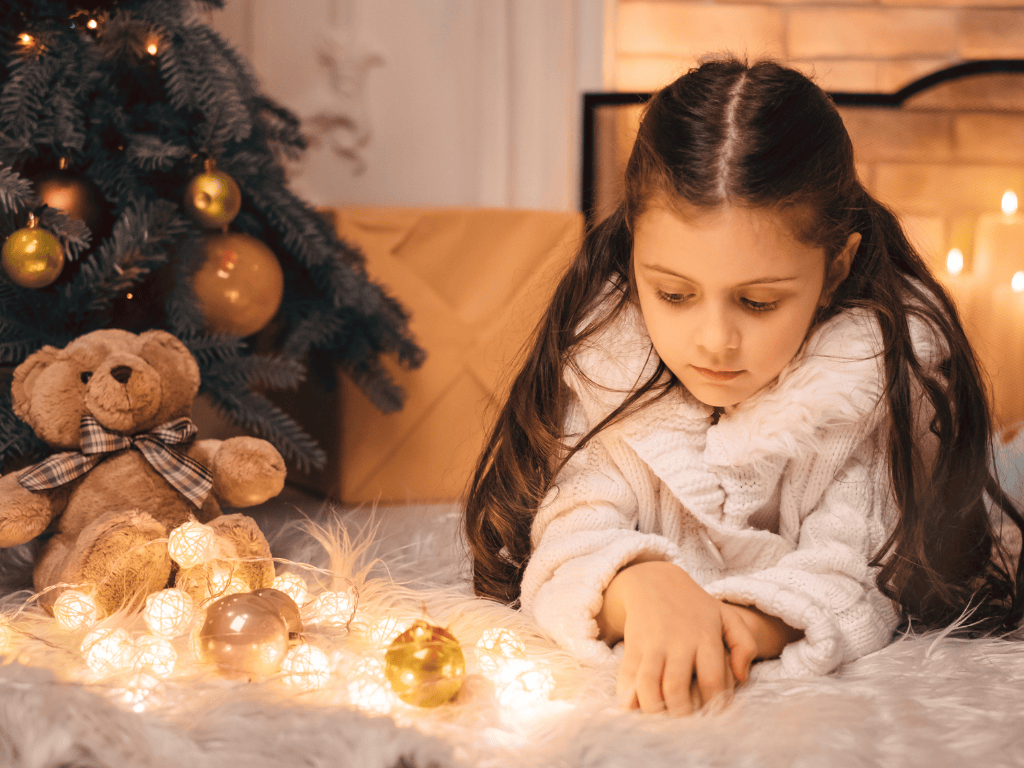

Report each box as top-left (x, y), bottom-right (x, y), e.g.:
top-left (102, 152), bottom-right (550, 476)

top-left (183, 159), bottom-right (242, 230)
top-left (384, 620), bottom-right (466, 707)
top-left (2, 213), bottom-right (65, 289)
top-left (191, 231), bottom-right (284, 337)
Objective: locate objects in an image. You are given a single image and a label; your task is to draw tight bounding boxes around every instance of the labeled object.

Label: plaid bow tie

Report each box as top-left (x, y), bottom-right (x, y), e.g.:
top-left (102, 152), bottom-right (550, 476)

top-left (19, 415), bottom-right (213, 509)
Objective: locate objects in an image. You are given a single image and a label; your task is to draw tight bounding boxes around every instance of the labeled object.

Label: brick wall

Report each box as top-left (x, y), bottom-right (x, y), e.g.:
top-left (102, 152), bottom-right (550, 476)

top-left (612, 1), bottom-right (1024, 94)
top-left (602, 1), bottom-right (1024, 426)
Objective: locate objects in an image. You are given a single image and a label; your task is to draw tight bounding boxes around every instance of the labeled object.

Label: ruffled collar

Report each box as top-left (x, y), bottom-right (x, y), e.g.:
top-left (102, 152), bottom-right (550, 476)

top-left (567, 297), bottom-right (946, 469)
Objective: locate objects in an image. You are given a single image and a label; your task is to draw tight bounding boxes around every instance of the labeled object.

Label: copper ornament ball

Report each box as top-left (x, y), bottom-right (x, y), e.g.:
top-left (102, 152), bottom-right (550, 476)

top-left (32, 171), bottom-right (104, 232)
top-left (197, 592), bottom-right (289, 679)
top-left (2, 224), bottom-right (65, 289)
top-left (384, 620), bottom-right (466, 707)
top-left (191, 232), bottom-right (284, 337)
top-left (184, 169), bottom-right (242, 230)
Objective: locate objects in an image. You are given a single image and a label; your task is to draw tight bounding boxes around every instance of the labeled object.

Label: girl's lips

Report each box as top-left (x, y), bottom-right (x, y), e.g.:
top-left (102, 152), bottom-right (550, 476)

top-left (692, 366), bottom-right (743, 381)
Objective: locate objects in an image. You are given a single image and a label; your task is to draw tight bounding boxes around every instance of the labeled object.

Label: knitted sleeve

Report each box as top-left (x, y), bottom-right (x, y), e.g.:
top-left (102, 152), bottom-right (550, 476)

top-left (519, 405), bottom-right (681, 667)
top-left (703, 437), bottom-right (901, 680)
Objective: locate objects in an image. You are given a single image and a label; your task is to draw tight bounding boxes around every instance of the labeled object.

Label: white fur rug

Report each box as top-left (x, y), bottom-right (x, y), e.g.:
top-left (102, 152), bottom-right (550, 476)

top-left (1, 492), bottom-right (1024, 768)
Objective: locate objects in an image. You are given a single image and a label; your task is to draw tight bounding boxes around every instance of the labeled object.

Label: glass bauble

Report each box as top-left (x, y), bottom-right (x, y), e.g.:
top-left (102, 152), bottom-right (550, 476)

top-left (198, 592), bottom-right (289, 679)
top-left (191, 232), bottom-right (284, 337)
top-left (252, 587), bottom-right (303, 635)
top-left (2, 224), bottom-right (64, 288)
top-left (384, 620), bottom-right (465, 707)
top-left (184, 169), bottom-right (242, 229)
top-left (33, 171), bottom-right (104, 232)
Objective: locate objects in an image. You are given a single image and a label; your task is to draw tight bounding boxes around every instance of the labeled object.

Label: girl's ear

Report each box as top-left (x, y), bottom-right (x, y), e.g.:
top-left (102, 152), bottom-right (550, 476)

top-left (821, 232), bottom-right (861, 305)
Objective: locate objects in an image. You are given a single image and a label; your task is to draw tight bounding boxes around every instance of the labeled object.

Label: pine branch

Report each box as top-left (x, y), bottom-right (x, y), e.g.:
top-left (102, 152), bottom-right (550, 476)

top-left (180, 333), bottom-right (245, 366)
top-left (198, 383), bottom-right (325, 473)
top-left (0, 317), bottom-right (51, 363)
top-left (0, 165), bottom-right (35, 215)
top-left (125, 133), bottom-right (191, 172)
top-left (204, 355), bottom-right (306, 392)
top-left (37, 208), bottom-right (91, 261)
top-left (0, 54), bottom-right (51, 150)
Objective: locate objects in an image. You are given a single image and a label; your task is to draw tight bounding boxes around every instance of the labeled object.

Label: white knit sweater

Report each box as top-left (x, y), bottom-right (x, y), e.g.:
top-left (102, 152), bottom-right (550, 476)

top-left (520, 299), bottom-right (946, 680)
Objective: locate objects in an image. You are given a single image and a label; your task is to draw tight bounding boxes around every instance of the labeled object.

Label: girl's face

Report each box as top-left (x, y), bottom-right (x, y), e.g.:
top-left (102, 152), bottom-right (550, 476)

top-left (632, 203), bottom-right (857, 408)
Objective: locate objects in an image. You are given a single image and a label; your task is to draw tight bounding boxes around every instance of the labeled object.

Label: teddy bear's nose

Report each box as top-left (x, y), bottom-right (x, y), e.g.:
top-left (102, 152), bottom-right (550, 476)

top-left (110, 366), bottom-right (133, 384)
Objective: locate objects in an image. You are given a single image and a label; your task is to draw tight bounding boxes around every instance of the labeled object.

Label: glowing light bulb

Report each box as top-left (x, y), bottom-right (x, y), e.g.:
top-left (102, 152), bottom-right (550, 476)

top-left (305, 590), bottom-right (356, 628)
top-left (280, 642), bottom-right (332, 690)
top-left (272, 573), bottom-right (309, 605)
top-left (946, 248), bottom-right (964, 277)
top-left (146, 42), bottom-right (158, 55)
top-left (18, 33), bottom-right (33, 46)
top-left (363, 616), bottom-right (403, 647)
top-left (1003, 190), bottom-right (1019, 216)
top-left (143, 589), bottom-right (193, 637)
top-left (109, 671), bottom-right (163, 713)
top-left (167, 521), bottom-right (217, 568)
top-left (86, 18), bottom-right (99, 30)
top-left (132, 635), bottom-right (177, 678)
top-left (475, 628), bottom-right (527, 674)
top-left (1013, 271), bottom-right (1024, 293)
top-left (82, 627), bottom-right (134, 676)
top-left (53, 590), bottom-right (101, 631)
top-left (347, 657), bottom-right (394, 714)
top-left (208, 564), bottom-right (248, 598)
top-left (494, 658), bottom-right (555, 708)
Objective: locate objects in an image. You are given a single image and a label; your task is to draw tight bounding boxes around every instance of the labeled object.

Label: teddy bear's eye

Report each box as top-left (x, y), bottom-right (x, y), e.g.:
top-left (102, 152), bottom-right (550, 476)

top-left (80, 371), bottom-right (92, 384)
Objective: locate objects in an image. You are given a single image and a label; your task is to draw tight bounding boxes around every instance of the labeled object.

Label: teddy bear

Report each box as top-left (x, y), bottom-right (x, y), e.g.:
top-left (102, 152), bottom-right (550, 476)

top-left (0, 328), bottom-right (287, 615)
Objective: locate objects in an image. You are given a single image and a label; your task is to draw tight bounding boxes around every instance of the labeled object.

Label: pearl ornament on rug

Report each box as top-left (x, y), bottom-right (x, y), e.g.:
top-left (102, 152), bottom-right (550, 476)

top-left (142, 588), bottom-right (193, 637)
top-left (384, 620), bottom-right (465, 707)
top-left (198, 593), bottom-right (289, 679)
top-left (252, 587), bottom-right (302, 634)
top-left (53, 590), bottom-right (101, 631)
top-left (167, 521), bottom-right (218, 569)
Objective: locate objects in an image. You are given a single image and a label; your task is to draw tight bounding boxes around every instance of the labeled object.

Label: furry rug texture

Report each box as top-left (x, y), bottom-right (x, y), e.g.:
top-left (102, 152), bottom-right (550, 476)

top-left (1, 490), bottom-right (1024, 768)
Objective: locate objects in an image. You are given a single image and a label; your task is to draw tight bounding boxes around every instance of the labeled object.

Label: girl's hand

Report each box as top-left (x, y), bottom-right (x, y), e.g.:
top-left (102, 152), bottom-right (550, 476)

top-left (597, 560), bottom-right (759, 716)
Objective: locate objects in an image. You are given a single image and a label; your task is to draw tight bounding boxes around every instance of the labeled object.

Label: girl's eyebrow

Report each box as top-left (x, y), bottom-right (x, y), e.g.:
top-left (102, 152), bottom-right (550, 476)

top-left (641, 263), bottom-right (799, 286)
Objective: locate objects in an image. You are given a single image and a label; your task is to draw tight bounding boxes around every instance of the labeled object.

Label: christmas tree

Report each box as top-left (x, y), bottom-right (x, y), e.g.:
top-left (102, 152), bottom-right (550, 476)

top-left (0, 0), bottom-right (424, 473)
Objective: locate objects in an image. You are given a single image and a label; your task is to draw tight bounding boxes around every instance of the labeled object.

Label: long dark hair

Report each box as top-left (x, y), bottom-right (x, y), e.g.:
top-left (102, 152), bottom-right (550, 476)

top-left (464, 57), bottom-right (1024, 633)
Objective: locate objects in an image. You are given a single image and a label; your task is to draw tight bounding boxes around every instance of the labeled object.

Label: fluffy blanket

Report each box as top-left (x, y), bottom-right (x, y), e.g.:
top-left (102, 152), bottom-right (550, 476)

top-left (1, 491), bottom-right (1023, 768)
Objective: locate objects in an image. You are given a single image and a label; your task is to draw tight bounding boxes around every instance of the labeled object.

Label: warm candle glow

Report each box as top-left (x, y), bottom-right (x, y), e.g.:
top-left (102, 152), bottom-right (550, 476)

top-left (146, 39), bottom-right (159, 56)
top-left (1002, 191), bottom-right (1018, 216)
top-left (87, 18), bottom-right (99, 30)
top-left (946, 248), bottom-right (964, 277)
top-left (1012, 271), bottom-right (1024, 293)
top-left (19, 33), bottom-right (33, 45)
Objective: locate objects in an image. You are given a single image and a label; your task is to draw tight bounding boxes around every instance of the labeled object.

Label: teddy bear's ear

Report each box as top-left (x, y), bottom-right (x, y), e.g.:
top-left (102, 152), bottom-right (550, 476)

top-left (11, 345), bottom-right (61, 420)
top-left (139, 330), bottom-right (200, 395)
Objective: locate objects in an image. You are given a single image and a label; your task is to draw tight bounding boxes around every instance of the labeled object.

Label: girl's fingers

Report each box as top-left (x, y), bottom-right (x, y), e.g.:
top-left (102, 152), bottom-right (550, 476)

top-left (616, 646), bottom-right (641, 709)
top-left (722, 610), bottom-right (758, 683)
top-left (662, 653), bottom-right (696, 715)
top-left (694, 641), bottom-right (727, 707)
top-left (634, 652), bottom-right (668, 714)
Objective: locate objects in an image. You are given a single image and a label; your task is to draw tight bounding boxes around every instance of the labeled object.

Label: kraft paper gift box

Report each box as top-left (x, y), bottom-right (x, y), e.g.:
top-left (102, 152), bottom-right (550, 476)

top-left (277, 206), bottom-right (584, 505)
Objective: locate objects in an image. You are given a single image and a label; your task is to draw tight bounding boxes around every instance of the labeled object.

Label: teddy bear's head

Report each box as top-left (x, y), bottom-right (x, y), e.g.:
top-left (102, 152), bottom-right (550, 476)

top-left (11, 329), bottom-right (201, 450)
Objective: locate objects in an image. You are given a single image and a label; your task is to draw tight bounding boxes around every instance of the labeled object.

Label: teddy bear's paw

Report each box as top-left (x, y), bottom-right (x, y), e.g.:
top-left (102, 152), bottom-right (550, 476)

top-left (58, 509), bottom-right (172, 616)
top-left (212, 437), bottom-right (287, 507)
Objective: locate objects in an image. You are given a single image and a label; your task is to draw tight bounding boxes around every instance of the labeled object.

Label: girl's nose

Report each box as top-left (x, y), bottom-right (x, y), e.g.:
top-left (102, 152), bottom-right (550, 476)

top-left (695, 303), bottom-right (740, 355)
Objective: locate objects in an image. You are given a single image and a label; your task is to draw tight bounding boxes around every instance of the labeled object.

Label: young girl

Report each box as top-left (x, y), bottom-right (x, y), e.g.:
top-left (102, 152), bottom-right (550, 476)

top-left (464, 57), bottom-right (1024, 716)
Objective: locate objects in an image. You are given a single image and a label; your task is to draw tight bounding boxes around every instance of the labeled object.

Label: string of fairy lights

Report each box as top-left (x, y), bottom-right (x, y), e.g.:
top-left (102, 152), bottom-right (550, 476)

top-left (0, 518), bottom-right (556, 716)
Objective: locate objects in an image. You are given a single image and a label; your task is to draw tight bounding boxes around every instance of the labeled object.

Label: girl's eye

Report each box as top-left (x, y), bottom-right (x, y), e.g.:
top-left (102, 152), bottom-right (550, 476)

top-left (656, 290), bottom-right (691, 305)
top-left (742, 298), bottom-right (779, 313)
top-left (80, 371), bottom-right (92, 384)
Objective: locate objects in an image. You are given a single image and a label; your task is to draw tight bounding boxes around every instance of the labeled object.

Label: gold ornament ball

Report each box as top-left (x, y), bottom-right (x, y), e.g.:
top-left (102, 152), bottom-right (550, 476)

top-left (198, 593), bottom-right (289, 679)
top-left (384, 619), bottom-right (466, 708)
top-left (252, 587), bottom-right (303, 635)
top-left (2, 226), bottom-right (64, 288)
top-left (184, 169), bottom-right (242, 229)
top-left (192, 232), bottom-right (284, 337)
